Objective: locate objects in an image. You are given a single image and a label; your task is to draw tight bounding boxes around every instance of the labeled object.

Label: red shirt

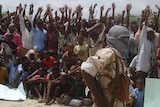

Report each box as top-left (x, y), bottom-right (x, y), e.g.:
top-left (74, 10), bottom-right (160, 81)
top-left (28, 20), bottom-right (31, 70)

top-left (42, 56), bottom-right (56, 68)
top-left (3, 32), bottom-right (22, 47)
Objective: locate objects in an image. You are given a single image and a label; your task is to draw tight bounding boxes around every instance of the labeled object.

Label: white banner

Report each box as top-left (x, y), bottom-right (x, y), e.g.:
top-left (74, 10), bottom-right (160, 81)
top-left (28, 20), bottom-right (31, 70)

top-left (144, 78), bottom-right (160, 107)
top-left (0, 82), bottom-right (26, 101)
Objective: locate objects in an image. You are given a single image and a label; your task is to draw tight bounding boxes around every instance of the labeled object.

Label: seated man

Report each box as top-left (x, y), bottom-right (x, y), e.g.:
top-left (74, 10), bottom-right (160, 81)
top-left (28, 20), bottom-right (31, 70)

top-left (81, 25), bottom-right (130, 107)
top-left (60, 43), bottom-right (79, 74)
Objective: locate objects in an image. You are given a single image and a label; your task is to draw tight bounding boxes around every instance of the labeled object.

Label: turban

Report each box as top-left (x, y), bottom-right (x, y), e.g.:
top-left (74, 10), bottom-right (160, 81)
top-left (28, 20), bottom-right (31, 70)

top-left (106, 25), bottom-right (130, 54)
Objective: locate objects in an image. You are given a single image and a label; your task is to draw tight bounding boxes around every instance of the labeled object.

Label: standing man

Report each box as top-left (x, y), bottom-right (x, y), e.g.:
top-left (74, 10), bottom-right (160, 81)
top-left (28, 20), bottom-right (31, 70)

top-left (81, 25), bottom-right (130, 107)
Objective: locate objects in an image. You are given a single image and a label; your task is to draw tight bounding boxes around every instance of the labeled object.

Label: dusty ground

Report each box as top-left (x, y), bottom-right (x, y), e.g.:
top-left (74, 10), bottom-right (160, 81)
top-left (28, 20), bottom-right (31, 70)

top-left (0, 99), bottom-right (68, 107)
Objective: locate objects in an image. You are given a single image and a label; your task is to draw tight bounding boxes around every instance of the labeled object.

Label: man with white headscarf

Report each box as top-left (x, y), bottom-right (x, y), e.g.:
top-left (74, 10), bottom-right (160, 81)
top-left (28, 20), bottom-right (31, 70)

top-left (81, 25), bottom-right (130, 107)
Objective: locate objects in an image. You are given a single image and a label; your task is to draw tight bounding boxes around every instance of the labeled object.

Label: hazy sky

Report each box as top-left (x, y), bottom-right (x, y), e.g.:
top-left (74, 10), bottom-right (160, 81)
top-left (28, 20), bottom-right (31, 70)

top-left (1, 0), bottom-right (160, 19)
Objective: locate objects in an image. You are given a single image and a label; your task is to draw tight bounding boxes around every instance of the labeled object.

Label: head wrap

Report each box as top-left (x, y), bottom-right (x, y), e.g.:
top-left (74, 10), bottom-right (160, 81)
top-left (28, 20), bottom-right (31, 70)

top-left (106, 25), bottom-right (130, 54)
top-left (147, 27), bottom-right (154, 32)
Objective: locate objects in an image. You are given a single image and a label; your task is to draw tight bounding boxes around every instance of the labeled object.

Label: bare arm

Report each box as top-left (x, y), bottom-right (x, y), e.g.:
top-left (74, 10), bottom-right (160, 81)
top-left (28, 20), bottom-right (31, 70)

top-left (23, 4), bottom-right (27, 17)
top-left (145, 5), bottom-right (151, 26)
top-left (126, 4), bottom-right (132, 29)
top-left (0, 4), bottom-right (2, 21)
top-left (82, 71), bottom-right (109, 107)
top-left (100, 5), bottom-right (104, 22)
top-left (48, 7), bottom-right (54, 30)
top-left (9, 70), bottom-right (22, 88)
top-left (111, 3), bottom-right (116, 20)
top-left (2, 45), bottom-right (9, 63)
top-left (13, 4), bottom-right (20, 25)
top-left (26, 69), bottom-right (40, 80)
top-left (104, 8), bottom-right (111, 26)
top-left (33, 7), bottom-right (42, 27)
top-left (121, 10), bottom-right (125, 26)
top-left (29, 4), bottom-right (34, 15)
top-left (155, 5), bottom-right (160, 32)
top-left (65, 5), bottom-right (68, 22)
top-left (67, 8), bottom-right (72, 33)
top-left (87, 22), bottom-right (105, 34)
top-left (59, 7), bottom-right (65, 23)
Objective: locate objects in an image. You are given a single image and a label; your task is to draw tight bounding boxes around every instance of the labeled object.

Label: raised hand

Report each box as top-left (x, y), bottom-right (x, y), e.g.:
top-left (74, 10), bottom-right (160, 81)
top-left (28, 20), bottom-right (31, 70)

top-left (122, 10), bottom-right (125, 16)
top-left (19, 3), bottom-right (23, 11)
top-left (155, 5), bottom-right (160, 10)
top-left (100, 5), bottom-right (104, 11)
top-left (145, 5), bottom-right (151, 15)
top-left (46, 4), bottom-right (52, 14)
top-left (64, 4), bottom-right (68, 11)
top-left (126, 4), bottom-right (132, 12)
top-left (59, 7), bottom-right (65, 13)
top-left (112, 3), bottom-right (116, 10)
top-left (94, 3), bottom-right (97, 9)
top-left (69, 8), bottom-right (72, 15)
top-left (38, 7), bottom-right (43, 13)
top-left (30, 4), bottom-right (34, 9)
top-left (24, 4), bottom-right (27, 8)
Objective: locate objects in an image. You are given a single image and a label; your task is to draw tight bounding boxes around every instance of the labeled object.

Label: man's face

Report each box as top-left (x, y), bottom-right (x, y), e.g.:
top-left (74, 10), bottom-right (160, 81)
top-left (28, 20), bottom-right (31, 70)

top-left (67, 44), bottom-right (74, 52)
top-left (14, 57), bottom-right (20, 65)
top-left (25, 21), bottom-right (32, 29)
top-left (136, 79), bottom-right (144, 91)
top-left (147, 31), bottom-right (155, 41)
top-left (37, 19), bottom-right (43, 28)
top-left (8, 25), bottom-right (15, 33)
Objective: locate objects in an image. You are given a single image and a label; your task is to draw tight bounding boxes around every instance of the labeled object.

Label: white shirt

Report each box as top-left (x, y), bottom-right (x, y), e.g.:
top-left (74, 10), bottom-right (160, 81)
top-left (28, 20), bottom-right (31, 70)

top-left (136, 25), bottom-right (153, 72)
top-left (19, 13), bottom-right (34, 49)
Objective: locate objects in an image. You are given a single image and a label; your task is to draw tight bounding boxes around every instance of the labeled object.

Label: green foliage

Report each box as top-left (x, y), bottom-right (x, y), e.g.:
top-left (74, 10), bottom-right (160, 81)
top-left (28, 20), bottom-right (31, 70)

top-left (2, 12), bottom-right (7, 18)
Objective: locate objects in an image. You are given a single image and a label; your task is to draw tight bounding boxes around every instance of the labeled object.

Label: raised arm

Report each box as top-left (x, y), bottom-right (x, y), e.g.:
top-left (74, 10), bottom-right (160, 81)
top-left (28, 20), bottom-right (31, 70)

top-left (18, 3), bottom-right (25, 31)
top-left (104, 8), bottom-right (111, 26)
top-left (47, 6), bottom-right (54, 30)
top-left (87, 22), bottom-right (105, 34)
top-left (23, 4), bottom-right (27, 17)
top-left (27, 4), bottom-right (34, 25)
top-left (64, 5), bottom-right (68, 22)
top-left (144, 5), bottom-right (151, 26)
top-left (126, 4), bottom-right (132, 29)
top-left (100, 5), bottom-right (104, 22)
top-left (13, 4), bottom-right (20, 25)
top-left (89, 3), bottom-right (97, 21)
top-left (121, 10), bottom-right (125, 26)
top-left (59, 7), bottom-right (65, 23)
top-left (67, 8), bottom-right (72, 33)
top-left (33, 7), bottom-right (43, 27)
top-left (111, 3), bottom-right (116, 21)
top-left (29, 4), bottom-right (34, 15)
top-left (154, 5), bottom-right (160, 32)
top-left (5, 10), bottom-right (11, 27)
top-left (0, 4), bottom-right (2, 22)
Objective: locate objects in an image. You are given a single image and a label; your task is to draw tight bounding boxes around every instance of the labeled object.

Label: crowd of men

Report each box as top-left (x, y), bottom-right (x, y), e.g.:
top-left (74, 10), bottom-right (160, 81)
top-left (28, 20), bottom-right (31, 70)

top-left (0, 2), bottom-right (160, 107)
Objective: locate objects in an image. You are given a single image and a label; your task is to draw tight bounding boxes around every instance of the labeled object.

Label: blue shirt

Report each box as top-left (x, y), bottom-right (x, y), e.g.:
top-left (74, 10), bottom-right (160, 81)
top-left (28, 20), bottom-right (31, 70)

top-left (134, 88), bottom-right (145, 107)
top-left (18, 64), bottom-right (29, 81)
top-left (33, 27), bottom-right (47, 51)
top-left (5, 60), bottom-right (18, 83)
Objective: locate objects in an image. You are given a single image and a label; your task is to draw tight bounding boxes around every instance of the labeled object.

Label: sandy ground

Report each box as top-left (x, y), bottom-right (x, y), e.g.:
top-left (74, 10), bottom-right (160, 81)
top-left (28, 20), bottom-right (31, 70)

top-left (0, 99), bottom-right (68, 107)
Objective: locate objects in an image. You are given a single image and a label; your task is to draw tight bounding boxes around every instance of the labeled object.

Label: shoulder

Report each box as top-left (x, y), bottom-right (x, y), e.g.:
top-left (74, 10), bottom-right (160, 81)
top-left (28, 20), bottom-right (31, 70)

top-left (50, 56), bottom-right (56, 60)
top-left (43, 29), bottom-right (47, 34)
top-left (17, 64), bottom-right (23, 71)
top-left (0, 66), bottom-right (8, 72)
top-left (14, 32), bottom-right (21, 37)
top-left (95, 47), bottom-right (116, 58)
